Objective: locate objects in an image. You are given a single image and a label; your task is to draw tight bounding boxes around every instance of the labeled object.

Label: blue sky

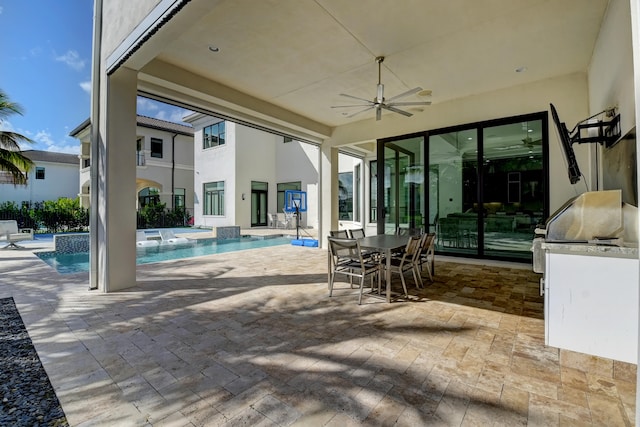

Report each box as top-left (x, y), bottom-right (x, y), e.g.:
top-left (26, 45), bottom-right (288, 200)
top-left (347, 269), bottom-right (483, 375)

top-left (0, 1), bottom-right (191, 155)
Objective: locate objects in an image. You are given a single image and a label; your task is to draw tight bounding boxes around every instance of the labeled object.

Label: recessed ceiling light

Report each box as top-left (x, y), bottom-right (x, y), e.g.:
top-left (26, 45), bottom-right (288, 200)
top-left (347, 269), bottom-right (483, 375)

top-left (515, 66), bottom-right (527, 73)
top-left (528, 128), bottom-right (533, 133)
top-left (208, 45), bottom-right (220, 53)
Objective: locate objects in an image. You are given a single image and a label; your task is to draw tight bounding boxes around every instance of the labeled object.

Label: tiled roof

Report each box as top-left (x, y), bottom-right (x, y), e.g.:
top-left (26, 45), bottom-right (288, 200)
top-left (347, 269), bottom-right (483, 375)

top-left (21, 150), bottom-right (78, 165)
top-left (69, 116), bottom-right (194, 137)
top-left (136, 115), bottom-right (193, 136)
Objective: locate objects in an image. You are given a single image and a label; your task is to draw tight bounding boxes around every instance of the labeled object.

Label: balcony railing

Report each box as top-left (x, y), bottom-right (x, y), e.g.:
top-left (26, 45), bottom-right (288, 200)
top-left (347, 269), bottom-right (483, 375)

top-left (136, 151), bottom-right (146, 166)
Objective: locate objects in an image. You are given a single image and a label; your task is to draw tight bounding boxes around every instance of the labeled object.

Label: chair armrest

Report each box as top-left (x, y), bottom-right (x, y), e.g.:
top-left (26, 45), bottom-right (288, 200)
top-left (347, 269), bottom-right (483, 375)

top-left (19, 228), bottom-right (34, 236)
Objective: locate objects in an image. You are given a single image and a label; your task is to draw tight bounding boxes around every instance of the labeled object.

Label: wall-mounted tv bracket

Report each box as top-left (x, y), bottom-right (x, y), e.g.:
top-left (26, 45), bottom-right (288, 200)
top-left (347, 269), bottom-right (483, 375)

top-left (570, 108), bottom-right (621, 148)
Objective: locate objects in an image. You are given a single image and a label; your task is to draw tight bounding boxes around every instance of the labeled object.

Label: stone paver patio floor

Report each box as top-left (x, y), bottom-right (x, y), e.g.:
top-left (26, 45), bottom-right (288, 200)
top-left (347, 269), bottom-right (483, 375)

top-left (0, 241), bottom-right (635, 426)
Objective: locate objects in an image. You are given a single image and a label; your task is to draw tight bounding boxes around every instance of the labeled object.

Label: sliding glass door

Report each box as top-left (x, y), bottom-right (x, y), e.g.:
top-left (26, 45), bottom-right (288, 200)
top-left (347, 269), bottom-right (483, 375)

top-left (379, 136), bottom-right (425, 234)
top-left (377, 112), bottom-right (547, 261)
top-left (482, 120), bottom-right (545, 259)
top-left (427, 114), bottom-right (547, 260)
top-left (428, 129), bottom-right (479, 256)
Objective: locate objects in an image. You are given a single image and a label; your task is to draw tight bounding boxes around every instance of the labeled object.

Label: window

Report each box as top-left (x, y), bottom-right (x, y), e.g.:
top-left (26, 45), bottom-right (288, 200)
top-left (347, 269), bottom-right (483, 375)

top-left (204, 181), bottom-right (225, 215)
top-left (277, 182), bottom-right (301, 212)
top-left (354, 164), bottom-right (361, 222)
top-left (150, 138), bottom-right (163, 158)
top-left (83, 158), bottom-right (90, 168)
top-left (338, 172), bottom-right (353, 220)
top-left (138, 187), bottom-right (160, 207)
top-left (203, 122), bottom-right (226, 149)
top-left (35, 167), bottom-right (45, 180)
top-left (370, 161), bottom-right (377, 222)
top-left (174, 188), bottom-right (185, 208)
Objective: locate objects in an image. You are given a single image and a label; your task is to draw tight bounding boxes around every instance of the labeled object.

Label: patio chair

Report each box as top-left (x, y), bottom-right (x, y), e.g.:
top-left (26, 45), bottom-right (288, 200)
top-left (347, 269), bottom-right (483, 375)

top-left (418, 232), bottom-right (436, 283)
top-left (276, 213), bottom-right (289, 229)
top-left (347, 228), bottom-right (365, 239)
top-left (267, 213), bottom-right (277, 228)
top-left (329, 230), bottom-right (349, 238)
top-left (385, 235), bottom-right (422, 294)
top-left (327, 237), bottom-right (381, 305)
top-left (0, 220), bottom-right (33, 249)
top-left (136, 231), bottom-right (160, 247)
top-left (158, 229), bottom-right (191, 245)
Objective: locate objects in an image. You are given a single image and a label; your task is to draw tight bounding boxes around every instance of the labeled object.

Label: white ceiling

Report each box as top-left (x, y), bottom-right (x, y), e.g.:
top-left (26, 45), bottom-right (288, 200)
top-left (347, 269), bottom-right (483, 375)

top-left (138, 0), bottom-right (609, 130)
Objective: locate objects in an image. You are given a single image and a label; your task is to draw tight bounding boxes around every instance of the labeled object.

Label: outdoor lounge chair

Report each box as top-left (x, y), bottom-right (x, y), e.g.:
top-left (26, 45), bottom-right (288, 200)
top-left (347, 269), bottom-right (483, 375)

top-left (136, 231), bottom-right (160, 247)
top-left (0, 220), bottom-right (34, 249)
top-left (158, 229), bottom-right (191, 245)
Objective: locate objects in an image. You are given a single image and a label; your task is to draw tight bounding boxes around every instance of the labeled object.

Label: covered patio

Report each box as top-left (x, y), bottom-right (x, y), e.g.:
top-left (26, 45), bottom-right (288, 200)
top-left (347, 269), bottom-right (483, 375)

top-left (0, 245), bottom-right (634, 425)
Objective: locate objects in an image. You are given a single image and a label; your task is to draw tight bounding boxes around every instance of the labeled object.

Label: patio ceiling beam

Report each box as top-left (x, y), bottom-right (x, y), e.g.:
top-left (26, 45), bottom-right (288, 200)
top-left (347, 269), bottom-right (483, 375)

top-left (139, 59), bottom-right (332, 142)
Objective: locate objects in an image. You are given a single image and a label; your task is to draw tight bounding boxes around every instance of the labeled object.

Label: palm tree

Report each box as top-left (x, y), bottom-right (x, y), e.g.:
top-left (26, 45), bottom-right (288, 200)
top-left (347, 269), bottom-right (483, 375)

top-left (0, 89), bottom-right (34, 184)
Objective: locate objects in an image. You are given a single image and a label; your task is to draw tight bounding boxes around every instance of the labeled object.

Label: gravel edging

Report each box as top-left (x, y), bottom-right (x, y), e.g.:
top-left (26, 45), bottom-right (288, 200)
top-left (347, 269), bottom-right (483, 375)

top-left (0, 297), bottom-right (68, 426)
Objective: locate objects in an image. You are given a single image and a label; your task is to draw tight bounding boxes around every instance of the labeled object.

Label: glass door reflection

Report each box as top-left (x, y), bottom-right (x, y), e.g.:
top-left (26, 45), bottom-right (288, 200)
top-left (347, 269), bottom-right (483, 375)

top-left (428, 129), bottom-right (479, 256)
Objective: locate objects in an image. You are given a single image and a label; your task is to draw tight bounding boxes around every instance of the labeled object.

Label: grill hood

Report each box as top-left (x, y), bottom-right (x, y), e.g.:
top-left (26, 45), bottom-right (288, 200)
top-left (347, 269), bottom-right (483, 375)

top-left (544, 190), bottom-right (638, 245)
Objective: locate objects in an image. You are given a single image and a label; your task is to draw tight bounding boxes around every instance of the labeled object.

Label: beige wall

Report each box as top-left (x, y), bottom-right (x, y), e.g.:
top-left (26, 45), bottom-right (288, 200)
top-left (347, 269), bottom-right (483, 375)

top-left (102, 0), bottom-right (160, 61)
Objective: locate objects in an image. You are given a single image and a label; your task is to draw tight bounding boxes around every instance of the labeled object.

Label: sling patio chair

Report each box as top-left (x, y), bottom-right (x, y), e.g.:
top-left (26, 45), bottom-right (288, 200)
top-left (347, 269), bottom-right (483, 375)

top-left (384, 234), bottom-right (423, 294)
top-left (327, 236), bottom-right (381, 305)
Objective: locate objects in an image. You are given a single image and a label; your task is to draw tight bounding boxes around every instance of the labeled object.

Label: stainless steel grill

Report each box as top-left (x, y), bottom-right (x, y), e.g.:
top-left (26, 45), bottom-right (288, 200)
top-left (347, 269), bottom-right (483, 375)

top-left (532, 190), bottom-right (638, 273)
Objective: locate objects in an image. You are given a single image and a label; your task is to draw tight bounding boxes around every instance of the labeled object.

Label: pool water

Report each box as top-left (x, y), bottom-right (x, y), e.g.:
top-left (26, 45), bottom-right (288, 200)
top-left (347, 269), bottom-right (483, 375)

top-left (36, 236), bottom-right (292, 274)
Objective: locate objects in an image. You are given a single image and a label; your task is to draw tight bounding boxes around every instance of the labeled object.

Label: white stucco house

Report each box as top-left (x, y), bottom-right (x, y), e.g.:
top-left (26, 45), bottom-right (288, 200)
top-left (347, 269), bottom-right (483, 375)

top-left (0, 150), bottom-right (79, 205)
top-left (71, 115), bottom-right (194, 213)
top-left (184, 113), bottom-right (323, 230)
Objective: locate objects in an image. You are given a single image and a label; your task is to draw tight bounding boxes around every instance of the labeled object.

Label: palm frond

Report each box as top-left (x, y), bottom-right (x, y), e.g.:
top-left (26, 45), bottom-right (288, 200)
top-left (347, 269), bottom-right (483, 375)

top-left (0, 131), bottom-right (34, 151)
top-left (0, 89), bottom-right (25, 121)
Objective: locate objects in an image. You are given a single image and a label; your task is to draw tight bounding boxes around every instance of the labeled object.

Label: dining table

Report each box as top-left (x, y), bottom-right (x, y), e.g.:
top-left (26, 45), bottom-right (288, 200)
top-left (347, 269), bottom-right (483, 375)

top-left (358, 234), bottom-right (409, 303)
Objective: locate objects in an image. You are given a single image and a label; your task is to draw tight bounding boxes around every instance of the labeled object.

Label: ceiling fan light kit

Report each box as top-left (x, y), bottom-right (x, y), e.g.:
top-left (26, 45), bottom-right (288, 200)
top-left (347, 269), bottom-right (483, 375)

top-left (331, 56), bottom-right (431, 121)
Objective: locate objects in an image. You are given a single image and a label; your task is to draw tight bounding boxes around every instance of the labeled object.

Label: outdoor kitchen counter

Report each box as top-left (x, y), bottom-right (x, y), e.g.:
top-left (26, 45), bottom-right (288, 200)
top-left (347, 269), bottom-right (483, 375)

top-left (541, 241), bottom-right (638, 259)
top-left (541, 242), bottom-right (638, 364)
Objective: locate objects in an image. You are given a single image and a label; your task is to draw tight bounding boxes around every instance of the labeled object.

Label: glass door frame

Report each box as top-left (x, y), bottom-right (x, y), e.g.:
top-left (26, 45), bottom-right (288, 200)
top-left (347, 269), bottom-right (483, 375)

top-left (375, 112), bottom-right (550, 262)
top-left (251, 181), bottom-right (268, 227)
top-left (376, 132), bottom-right (426, 235)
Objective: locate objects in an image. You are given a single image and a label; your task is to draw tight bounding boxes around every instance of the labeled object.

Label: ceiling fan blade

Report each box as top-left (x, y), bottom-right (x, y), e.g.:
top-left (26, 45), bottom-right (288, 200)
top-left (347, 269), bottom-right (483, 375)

top-left (376, 105), bottom-right (382, 121)
top-left (387, 101), bottom-right (432, 106)
top-left (386, 87), bottom-right (423, 102)
top-left (381, 104), bottom-right (413, 117)
top-left (346, 105), bottom-right (375, 118)
top-left (331, 104), bottom-right (374, 108)
top-left (340, 93), bottom-right (374, 104)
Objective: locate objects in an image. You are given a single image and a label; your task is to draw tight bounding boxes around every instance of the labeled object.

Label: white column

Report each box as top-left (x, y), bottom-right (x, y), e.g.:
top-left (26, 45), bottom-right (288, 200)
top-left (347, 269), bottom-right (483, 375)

top-left (320, 143), bottom-right (339, 247)
top-left (630, 0), bottom-right (640, 423)
top-left (92, 66), bottom-right (137, 292)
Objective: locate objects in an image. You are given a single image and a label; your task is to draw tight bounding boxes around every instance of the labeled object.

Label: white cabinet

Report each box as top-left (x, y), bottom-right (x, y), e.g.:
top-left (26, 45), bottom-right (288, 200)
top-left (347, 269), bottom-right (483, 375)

top-left (544, 245), bottom-right (638, 363)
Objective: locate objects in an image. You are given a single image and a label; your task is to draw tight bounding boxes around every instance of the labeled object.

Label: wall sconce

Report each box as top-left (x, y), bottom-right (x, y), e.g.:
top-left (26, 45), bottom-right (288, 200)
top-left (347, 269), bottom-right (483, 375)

top-left (242, 193), bottom-right (245, 200)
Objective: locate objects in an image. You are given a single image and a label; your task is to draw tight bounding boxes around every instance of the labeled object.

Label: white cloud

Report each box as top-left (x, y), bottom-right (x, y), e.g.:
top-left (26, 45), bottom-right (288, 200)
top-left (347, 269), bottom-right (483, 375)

top-left (137, 97), bottom-right (160, 113)
top-left (55, 50), bottom-right (85, 71)
top-left (154, 108), bottom-right (192, 124)
top-left (137, 97), bottom-right (193, 124)
top-left (0, 124), bottom-right (79, 154)
top-left (80, 81), bottom-right (92, 94)
top-left (25, 130), bottom-right (79, 154)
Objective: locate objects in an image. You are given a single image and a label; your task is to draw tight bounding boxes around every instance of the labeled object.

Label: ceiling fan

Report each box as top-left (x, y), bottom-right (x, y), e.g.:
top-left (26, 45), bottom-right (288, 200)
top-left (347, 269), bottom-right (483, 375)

top-left (522, 135), bottom-right (542, 148)
top-left (331, 56), bottom-right (431, 121)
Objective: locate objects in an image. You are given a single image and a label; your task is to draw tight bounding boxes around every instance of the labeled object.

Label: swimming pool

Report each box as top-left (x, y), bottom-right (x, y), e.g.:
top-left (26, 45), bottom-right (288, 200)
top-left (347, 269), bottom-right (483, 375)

top-left (36, 236), bottom-right (292, 274)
